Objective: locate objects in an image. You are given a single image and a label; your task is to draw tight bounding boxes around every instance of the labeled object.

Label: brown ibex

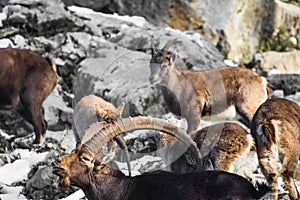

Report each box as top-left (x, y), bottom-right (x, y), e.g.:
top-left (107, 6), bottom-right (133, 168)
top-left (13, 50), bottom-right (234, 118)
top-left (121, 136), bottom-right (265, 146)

top-left (161, 122), bottom-right (258, 185)
top-left (149, 40), bottom-right (270, 134)
top-left (0, 48), bottom-right (57, 144)
top-left (53, 116), bottom-right (270, 200)
top-left (251, 98), bottom-right (300, 200)
top-left (73, 94), bottom-right (131, 175)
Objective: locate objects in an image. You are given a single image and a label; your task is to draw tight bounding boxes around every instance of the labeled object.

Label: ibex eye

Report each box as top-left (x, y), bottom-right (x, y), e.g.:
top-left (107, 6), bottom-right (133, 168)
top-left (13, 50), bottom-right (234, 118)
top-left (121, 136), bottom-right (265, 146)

top-left (161, 64), bottom-right (167, 69)
top-left (80, 156), bottom-right (91, 162)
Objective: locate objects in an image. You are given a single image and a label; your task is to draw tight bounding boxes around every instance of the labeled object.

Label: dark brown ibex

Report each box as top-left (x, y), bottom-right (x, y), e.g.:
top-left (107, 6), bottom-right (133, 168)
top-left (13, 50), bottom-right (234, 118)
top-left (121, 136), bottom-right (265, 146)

top-left (149, 40), bottom-right (270, 134)
top-left (0, 48), bottom-right (57, 144)
top-left (251, 98), bottom-right (300, 200)
top-left (53, 116), bottom-right (270, 200)
top-left (73, 94), bottom-right (131, 175)
top-left (161, 122), bottom-right (258, 185)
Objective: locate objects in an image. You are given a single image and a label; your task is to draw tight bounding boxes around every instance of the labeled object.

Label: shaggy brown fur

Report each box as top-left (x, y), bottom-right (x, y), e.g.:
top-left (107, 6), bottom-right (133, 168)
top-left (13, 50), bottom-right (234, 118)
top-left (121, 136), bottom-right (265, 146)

top-left (161, 122), bottom-right (258, 185)
top-left (251, 98), bottom-right (300, 200)
top-left (0, 48), bottom-right (57, 144)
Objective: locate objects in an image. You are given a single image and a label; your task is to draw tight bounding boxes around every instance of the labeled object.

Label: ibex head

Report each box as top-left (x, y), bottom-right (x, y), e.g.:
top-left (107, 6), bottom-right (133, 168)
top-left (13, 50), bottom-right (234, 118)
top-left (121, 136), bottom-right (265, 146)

top-left (149, 39), bottom-right (177, 85)
top-left (53, 116), bottom-right (203, 188)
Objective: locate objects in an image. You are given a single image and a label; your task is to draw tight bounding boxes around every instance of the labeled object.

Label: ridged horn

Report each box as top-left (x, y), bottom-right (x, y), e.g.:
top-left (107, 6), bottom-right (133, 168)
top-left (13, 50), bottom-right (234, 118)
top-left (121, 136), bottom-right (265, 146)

top-left (114, 135), bottom-right (132, 176)
top-left (82, 116), bottom-right (202, 160)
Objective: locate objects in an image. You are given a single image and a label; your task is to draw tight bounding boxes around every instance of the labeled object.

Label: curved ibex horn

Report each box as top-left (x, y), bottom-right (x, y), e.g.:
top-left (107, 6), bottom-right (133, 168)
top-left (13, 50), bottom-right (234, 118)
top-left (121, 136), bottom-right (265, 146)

top-left (82, 116), bottom-right (202, 161)
top-left (114, 135), bottom-right (131, 176)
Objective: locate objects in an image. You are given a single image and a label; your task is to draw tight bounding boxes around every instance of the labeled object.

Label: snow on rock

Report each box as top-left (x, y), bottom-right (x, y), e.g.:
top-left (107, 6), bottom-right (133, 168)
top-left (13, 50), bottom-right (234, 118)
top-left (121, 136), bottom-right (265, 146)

top-left (59, 190), bottom-right (85, 200)
top-left (0, 149), bottom-right (48, 185)
top-left (67, 6), bottom-right (151, 29)
top-left (0, 38), bottom-right (15, 48)
top-left (116, 155), bottom-right (165, 176)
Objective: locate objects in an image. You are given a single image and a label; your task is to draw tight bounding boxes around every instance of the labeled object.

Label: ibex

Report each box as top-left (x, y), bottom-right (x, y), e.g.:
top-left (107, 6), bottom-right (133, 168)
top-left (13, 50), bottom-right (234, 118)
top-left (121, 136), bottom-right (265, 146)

top-left (251, 98), bottom-right (300, 200)
top-left (53, 116), bottom-right (270, 200)
top-left (73, 94), bottom-right (131, 175)
top-left (161, 122), bottom-right (258, 185)
top-left (0, 48), bottom-right (57, 144)
top-left (149, 40), bottom-right (270, 134)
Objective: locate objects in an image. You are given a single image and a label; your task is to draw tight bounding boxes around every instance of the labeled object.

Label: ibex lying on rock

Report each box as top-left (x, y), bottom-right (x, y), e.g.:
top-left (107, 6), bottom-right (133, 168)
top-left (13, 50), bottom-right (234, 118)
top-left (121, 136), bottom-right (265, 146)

top-left (251, 98), bottom-right (300, 200)
top-left (73, 94), bottom-right (131, 175)
top-left (0, 48), bottom-right (57, 144)
top-left (53, 116), bottom-right (270, 200)
top-left (149, 40), bottom-right (270, 134)
top-left (161, 122), bottom-right (258, 185)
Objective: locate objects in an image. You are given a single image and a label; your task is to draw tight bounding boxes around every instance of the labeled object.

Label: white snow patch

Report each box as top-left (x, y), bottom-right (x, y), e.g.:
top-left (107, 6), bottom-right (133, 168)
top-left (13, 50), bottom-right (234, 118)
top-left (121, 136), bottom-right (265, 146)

top-left (224, 59), bottom-right (239, 67)
top-left (0, 194), bottom-right (27, 200)
top-left (67, 6), bottom-right (148, 28)
top-left (268, 68), bottom-right (282, 76)
top-left (0, 38), bottom-right (16, 48)
top-left (0, 12), bottom-right (7, 27)
top-left (0, 149), bottom-right (48, 185)
top-left (59, 189), bottom-right (85, 200)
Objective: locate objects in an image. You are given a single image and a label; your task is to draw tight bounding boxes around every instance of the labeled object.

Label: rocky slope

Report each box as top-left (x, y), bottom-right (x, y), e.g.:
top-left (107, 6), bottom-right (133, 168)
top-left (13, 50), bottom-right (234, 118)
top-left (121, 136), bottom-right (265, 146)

top-left (0, 0), bottom-right (299, 199)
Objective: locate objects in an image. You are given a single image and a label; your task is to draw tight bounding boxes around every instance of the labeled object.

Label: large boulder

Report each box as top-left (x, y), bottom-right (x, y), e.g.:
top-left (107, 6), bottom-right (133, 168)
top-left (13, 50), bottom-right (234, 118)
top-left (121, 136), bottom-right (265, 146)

top-left (73, 42), bottom-right (159, 117)
top-left (255, 51), bottom-right (300, 73)
top-left (191, 0), bottom-right (273, 63)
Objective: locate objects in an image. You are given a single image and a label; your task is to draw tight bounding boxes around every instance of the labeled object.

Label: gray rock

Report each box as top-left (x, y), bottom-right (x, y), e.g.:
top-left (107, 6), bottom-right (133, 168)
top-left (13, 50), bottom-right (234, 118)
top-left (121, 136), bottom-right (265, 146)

top-left (43, 85), bottom-right (73, 131)
top-left (109, 27), bottom-right (225, 70)
top-left (73, 42), bottom-right (158, 117)
top-left (267, 73), bottom-right (300, 95)
top-left (62, 0), bottom-right (171, 26)
top-left (2, 0), bottom-right (84, 37)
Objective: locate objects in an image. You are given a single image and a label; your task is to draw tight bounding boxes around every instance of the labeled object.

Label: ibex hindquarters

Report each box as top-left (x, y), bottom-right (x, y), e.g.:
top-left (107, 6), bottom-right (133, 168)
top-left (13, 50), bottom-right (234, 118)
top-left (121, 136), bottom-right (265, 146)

top-left (0, 48), bottom-right (57, 144)
top-left (150, 40), bottom-right (270, 134)
top-left (251, 98), bottom-right (300, 200)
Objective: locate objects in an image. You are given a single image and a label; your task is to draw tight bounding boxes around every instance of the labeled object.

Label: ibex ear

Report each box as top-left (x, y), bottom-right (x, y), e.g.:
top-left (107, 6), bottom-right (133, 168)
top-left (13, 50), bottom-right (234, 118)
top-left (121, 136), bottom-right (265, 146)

top-left (168, 52), bottom-right (177, 67)
top-left (116, 102), bottom-right (125, 117)
top-left (95, 104), bottom-right (106, 117)
top-left (101, 152), bottom-right (115, 165)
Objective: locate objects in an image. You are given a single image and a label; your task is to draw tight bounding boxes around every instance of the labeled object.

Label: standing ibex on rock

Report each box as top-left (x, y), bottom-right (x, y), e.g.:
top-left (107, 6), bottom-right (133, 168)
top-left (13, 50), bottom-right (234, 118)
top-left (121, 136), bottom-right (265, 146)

top-left (149, 40), bottom-right (270, 134)
top-left (161, 122), bottom-right (258, 185)
top-left (0, 48), bottom-right (57, 144)
top-left (251, 98), bottom-right (300, 200)
top-left (73, 94), bottom-right (131, 175)
top-left (53, 116), bottom-right (270, 200)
